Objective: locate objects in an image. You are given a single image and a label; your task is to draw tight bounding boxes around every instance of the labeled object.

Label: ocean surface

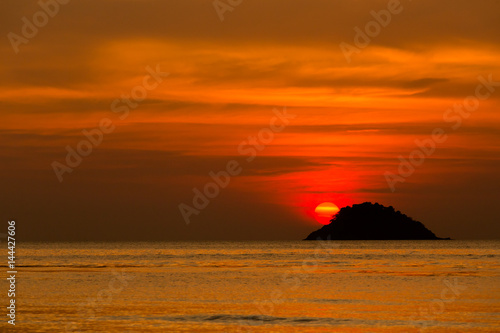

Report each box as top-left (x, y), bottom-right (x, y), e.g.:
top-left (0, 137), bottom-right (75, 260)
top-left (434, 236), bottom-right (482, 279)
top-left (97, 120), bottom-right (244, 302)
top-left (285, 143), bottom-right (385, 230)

top-left (6, 240), bottom-right (500, 332)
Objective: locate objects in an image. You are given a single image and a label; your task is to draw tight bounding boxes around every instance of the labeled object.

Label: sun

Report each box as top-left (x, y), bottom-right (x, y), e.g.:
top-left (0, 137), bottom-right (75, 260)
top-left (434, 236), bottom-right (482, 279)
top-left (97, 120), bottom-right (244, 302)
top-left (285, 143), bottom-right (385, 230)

top-left (314, 202), bottom-right (340, 225)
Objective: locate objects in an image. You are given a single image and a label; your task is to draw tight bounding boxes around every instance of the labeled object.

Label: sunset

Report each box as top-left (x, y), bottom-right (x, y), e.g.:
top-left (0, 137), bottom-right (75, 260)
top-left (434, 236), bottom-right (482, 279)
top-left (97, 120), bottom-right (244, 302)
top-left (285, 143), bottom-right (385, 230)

top-left (1, 0), bottom-right (499, 331)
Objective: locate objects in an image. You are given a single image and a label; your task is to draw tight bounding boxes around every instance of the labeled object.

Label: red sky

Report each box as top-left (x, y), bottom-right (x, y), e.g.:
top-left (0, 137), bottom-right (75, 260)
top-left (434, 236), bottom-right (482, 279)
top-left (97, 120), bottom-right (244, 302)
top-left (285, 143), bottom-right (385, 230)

top-left (1, 0), bottom-right (500, 240)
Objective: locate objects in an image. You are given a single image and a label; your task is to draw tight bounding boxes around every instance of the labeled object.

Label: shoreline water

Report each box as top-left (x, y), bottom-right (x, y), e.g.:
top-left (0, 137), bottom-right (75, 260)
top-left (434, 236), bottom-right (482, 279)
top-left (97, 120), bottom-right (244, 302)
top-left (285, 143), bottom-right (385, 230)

top-left (4, 240), bottom-right (499, 332)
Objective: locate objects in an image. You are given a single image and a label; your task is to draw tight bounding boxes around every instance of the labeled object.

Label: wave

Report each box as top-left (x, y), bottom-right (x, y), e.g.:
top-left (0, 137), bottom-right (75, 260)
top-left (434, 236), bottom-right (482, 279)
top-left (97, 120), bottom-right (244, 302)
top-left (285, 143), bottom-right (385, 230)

top-left (101, 314), bottom-right (419, 327)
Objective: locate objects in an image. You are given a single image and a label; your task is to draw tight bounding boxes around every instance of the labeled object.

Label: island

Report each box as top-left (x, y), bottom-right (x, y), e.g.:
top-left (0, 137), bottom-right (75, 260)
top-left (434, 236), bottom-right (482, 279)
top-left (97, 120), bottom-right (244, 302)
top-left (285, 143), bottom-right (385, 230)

top-left (305, 202), bottom-right (450, 240)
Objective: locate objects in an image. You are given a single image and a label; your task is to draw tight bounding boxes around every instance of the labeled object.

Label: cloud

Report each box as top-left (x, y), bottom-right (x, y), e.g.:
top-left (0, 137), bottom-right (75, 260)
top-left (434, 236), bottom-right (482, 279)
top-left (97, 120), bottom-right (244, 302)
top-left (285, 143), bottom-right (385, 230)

top-left (1, 0), bottom-right (499, 240)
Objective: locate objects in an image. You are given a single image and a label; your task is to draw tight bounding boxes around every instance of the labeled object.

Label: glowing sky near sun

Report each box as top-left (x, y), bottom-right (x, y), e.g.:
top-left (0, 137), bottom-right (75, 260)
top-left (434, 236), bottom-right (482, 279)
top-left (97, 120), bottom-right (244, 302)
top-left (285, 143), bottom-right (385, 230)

top-left (1, 0), bottom-right (499, 240)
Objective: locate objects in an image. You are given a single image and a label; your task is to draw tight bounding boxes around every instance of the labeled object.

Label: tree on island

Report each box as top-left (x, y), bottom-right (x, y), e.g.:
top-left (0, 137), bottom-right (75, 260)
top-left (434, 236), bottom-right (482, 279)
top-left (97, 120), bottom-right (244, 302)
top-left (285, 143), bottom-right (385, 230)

top-left (305, 202), bottom-right (449, 240)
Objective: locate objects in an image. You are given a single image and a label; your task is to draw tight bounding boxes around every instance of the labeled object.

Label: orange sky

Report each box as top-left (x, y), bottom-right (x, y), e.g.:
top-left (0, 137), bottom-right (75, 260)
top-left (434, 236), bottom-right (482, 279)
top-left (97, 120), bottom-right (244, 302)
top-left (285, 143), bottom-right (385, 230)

top-left (1, 0), bottom-right (499, 240)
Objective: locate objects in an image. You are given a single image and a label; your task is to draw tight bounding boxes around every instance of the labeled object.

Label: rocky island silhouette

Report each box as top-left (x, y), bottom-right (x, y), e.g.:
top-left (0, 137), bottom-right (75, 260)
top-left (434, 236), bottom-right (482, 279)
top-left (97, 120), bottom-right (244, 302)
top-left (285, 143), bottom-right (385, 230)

top-left (305, 202), bottom-right (449, 240)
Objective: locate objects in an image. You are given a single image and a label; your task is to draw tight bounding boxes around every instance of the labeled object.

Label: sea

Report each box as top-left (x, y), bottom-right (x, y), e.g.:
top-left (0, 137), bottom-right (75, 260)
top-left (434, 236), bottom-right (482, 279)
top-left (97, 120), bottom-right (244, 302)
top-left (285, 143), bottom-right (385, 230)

top-left (5, 240), bottom-right (500, 332)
